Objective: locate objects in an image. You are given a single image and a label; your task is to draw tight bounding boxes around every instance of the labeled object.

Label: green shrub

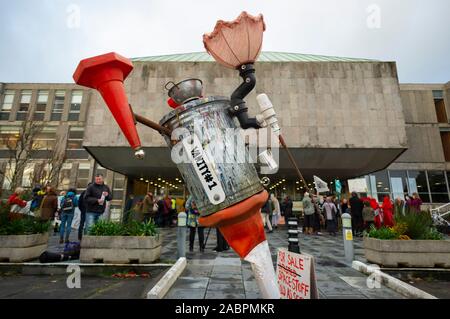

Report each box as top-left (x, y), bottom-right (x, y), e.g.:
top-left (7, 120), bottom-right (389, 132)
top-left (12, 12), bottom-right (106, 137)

top-left (0, 202), bottom-right (50, 235)
top-left (366, 207), bottom-right (444, 240)
top-left (88, 220), bottom-right (125, 236)
top-left (394, 208), bottom-right (434, 239)
top-left (0, 216), bottom-right (50, 235)
top-left (366, 224), bottom-right (398, 240)
top-left (421, 227), bottom-right (444, 240)
top-left (88, 220), bottom-right (158, 237)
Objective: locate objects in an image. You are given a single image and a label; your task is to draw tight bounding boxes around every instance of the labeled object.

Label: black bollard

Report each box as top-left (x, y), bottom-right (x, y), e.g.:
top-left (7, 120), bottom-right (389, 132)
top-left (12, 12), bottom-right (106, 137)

top-left (287, 217), bottom-right (300, 253)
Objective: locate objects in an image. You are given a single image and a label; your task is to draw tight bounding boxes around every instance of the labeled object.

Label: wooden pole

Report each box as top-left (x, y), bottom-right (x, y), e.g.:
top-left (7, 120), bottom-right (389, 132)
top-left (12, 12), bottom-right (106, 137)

top-left (278, 135), bottom-right (311, 193)
top-left (132, 113), bottom-right (172, 137)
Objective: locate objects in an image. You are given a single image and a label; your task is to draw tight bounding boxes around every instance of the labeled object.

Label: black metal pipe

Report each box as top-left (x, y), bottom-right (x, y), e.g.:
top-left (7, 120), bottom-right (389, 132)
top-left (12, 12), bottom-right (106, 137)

top-left (229, 63), bottom-right (261, 129)
top-left (231, 64), bottom-right (256, 103)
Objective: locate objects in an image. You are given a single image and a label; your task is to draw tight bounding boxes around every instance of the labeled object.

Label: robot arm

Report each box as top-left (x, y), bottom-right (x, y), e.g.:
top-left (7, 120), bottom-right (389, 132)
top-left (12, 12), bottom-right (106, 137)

top-left (228, 63), bottom-right (262, 129)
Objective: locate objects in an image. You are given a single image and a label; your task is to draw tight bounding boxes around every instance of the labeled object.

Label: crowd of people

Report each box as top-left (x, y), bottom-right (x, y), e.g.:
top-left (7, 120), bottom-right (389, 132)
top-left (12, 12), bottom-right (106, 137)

top-left (124, 192), bottom-right (230, 253)
top-left (6, 173), bottom-right (112, 243)
top-left (127, 192), bottom-right (177, 227)
top-left (350, 192), bottom-right (423, 235)
top-left (6, 173), bottom-right (426, 251)
top-left (257, 191), bottom-right (424, 238)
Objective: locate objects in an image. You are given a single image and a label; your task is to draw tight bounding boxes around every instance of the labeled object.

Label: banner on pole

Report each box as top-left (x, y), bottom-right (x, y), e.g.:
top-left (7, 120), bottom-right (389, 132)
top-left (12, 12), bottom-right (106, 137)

top-left (313, 175), bottom-right (329, 193)
top-left (335, 179), bottom-right (342, 194)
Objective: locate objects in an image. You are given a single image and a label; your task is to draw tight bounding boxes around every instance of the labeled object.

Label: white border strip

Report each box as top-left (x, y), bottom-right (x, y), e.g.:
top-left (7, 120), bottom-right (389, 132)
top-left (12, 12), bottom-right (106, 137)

top-left (147, 257), bottom-right (187, 299)
top-left (352, 260), bottom-right (437, 299)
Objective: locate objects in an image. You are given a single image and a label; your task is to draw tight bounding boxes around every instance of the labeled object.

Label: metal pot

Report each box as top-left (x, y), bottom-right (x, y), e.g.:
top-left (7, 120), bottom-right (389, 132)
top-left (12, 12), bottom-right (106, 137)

top-left (160, 97), bottom-right (264, 216)
top-left (165, 78), bottom-right (203, 105)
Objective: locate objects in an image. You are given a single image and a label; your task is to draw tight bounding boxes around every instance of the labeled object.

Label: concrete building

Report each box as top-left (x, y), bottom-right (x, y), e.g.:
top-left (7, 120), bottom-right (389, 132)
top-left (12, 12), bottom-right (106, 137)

top-left (1, 52), bottom-right (449, 219)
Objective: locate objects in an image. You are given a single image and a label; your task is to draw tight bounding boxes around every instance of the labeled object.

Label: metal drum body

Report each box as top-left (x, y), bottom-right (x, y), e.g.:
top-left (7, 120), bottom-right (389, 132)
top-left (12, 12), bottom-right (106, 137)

top-left (160, 96), bottom-right (263, 217)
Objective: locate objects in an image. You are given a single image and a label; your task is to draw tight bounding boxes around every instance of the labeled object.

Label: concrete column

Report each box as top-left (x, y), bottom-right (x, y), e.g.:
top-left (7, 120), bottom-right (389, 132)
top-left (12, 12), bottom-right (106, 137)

top-left (25, 90), bottom-right (38, 122)
top-left (70, 162), bottom-right (79, 189)
top-left (87, 158), bottom-right (96, 183)
top-left (61, 89), bottom-right (71, 122)
top-left (44, 90), bottom-right (55, 122)
top-left (79, 89), bottom-right (91, 122)
top-left (7, 89), bottom-right (20, 122)
top-left (55, 123), bottom-right (69, 165)
top-left (105, 169), bottom-right (114, 187)
top-left (0, 161), bottom-right (7, 191)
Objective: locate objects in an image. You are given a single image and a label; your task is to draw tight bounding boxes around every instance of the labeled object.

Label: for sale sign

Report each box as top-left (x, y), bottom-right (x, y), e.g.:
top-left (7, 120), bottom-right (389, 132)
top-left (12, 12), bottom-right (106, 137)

top-left (276, 248), bottom-right (319, 299)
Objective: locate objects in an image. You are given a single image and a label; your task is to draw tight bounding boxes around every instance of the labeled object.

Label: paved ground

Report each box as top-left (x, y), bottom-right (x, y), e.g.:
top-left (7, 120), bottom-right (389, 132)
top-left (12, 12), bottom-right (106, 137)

top-left (2, 224), bottom-right (441, 299)
top-left (383, 269), bottom-right (450, 299)
top-left (0, 273), bottom-right (162, 299)
top-left (161, 226), bottom-right (405, 299)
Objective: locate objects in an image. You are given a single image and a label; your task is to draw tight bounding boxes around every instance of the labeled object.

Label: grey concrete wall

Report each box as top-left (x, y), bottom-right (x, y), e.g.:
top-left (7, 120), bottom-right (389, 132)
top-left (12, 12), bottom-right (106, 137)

top-left (0, 83), bottom-right (91, 124)
top-left (395, 125), bottom-right (445, 163)
top-left (393, 83), bottom-right (449, 167)
top-left (400, 90), bottom-right (437, 123)
top-left (83, 61), bottom-right (407, 151)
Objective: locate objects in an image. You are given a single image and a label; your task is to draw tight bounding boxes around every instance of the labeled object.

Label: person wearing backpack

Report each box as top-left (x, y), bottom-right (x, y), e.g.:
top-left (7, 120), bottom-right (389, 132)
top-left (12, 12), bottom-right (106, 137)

top-left (59, 189), bottom-right (79, 244)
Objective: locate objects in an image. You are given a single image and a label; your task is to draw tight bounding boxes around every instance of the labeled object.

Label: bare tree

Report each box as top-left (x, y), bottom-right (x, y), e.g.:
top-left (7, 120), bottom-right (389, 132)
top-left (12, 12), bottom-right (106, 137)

top-left (1, 119), bottom-right (67, 192)
top-left (30, 142), bottom-right (67, 188)
top-left (1, 120), bottom-right (43, 191)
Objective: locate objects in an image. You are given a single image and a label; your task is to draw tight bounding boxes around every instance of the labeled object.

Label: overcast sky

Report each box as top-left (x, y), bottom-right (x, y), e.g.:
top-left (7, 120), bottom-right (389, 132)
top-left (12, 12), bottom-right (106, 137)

top-left (1, 0), bottom-right (449, 83)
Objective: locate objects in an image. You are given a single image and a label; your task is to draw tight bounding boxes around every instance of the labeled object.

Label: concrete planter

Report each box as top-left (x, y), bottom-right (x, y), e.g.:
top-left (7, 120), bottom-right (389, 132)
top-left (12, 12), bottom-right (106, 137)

top-left (0, 233), bottom-right (49, 262)
top-left (80, 235), bottom-right (162, 264)
top-left (364, 237), bottom-right (450, 268)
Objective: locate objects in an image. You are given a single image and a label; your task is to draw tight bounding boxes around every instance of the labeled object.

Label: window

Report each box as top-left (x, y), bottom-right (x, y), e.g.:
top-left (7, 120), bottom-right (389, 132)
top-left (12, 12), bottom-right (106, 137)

top-left (76, 162), bottom-right (91, 190)
top-left (428, 170), bottom-right (449, 203)
top-left (22, 163), bottom-right (35, 188)
top-left (389, 170), bottom-right (408, 200)
top-left (407, 170), bottom-right (430, 203)
top-left (1, 90), bottom-right (15, 120)
top-left (51, 90), bottom-right (65, 121)
top-left (58, 163), bottom-right (73, 190)
top-left (32, 127), bottom-right (56, 151)
top-left (112, 173), bottom-right (125, 201)
top-left (368, 170), bottom-right (390, 201)
top-left (433, 90), bottom-right (447, 123)
top-left (34, 90), bottom-right (48, 121)
top-left (0, 126), bottom-right (20, 149)
top-left (66, 126), bottom-right (88, 159)
top-left (67, 127), bottom-right (84, 149)
top-left (69, 91), bottom-right (82, 121)
top-left (16, 90), bottom-right (32, 121)
top-left (2, 162), bottom-right (15, 190)
top-left (440, 130), bottom-right (450, 162)
top-left (433, 90), bottom-right (444, 99)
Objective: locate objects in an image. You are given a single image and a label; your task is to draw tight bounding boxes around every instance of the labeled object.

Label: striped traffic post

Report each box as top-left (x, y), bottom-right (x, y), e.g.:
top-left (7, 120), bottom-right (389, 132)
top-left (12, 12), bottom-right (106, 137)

top-left (287, 217), bottom-right (301, 253)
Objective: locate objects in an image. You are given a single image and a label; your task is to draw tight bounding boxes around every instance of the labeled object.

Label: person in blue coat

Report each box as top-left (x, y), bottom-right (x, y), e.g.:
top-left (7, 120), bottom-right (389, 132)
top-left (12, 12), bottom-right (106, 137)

top-left (59, 188), bottom-right (79, 244)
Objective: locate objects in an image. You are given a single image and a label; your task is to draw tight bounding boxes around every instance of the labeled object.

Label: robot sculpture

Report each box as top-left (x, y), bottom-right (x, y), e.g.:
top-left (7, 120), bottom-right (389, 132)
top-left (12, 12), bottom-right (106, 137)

top-left (73, 12), bottom-right (307, 299)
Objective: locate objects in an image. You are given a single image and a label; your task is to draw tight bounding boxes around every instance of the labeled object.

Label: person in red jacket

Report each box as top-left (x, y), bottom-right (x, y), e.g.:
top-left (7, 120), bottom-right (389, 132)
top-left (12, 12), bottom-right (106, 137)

top-left (7, 187), bottom-right (27, 220)
top-left (361, 196), bottom-right (382, 229)
top-left (369, 197), bottom-right (382, 229)
top-left (381, 195), bottom-right (395, 227)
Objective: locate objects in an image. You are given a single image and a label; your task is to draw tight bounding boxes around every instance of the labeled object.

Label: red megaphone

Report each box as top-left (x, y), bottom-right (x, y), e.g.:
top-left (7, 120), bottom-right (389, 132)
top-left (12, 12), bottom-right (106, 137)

top-left (73, 52), bottom-right (143, 157)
